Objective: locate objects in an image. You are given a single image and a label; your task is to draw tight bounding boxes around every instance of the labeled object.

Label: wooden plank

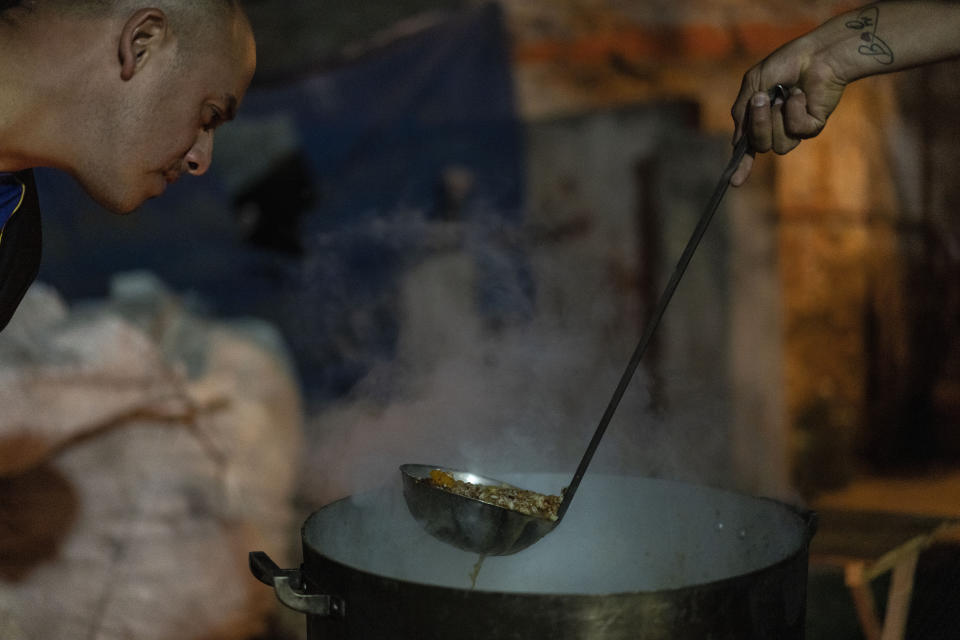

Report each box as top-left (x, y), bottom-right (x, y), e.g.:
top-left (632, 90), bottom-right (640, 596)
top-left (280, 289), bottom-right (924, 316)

top-left (810, 509), bottom-right (958, 562)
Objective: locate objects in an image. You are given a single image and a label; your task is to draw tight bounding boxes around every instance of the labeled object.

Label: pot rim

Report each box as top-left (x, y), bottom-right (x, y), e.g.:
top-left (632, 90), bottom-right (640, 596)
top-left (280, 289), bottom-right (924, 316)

top-left (299, 474), bottom-right (817, 598)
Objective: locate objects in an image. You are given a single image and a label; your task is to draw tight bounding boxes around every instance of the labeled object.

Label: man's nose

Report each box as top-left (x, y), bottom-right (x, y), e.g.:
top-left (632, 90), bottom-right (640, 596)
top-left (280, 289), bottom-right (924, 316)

top-left (185, 132), bottom-right (214, 176)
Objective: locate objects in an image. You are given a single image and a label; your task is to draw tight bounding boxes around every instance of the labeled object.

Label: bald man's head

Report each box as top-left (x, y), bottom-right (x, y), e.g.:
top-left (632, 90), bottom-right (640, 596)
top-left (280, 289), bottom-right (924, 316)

top-left (27, 0), bottom-right (240, 17)
top-left (8, 1), bottom-right (246, 62)
top-left (0, 0), bottom-right (256, 213)
top-left (3, 0), bottom-right (240, 19)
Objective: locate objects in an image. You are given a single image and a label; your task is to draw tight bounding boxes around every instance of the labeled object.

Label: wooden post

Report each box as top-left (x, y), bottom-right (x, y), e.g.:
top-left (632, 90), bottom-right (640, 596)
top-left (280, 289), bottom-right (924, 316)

top-left (845, 560), bottom-right (883, 640)
top-left (880, 552), bottom-right (920, 640)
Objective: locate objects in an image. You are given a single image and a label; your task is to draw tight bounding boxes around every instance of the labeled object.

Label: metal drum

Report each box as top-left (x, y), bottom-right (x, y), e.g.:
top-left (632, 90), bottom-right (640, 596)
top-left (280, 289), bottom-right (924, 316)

top-left (251, 473), bottom-right (816, 639)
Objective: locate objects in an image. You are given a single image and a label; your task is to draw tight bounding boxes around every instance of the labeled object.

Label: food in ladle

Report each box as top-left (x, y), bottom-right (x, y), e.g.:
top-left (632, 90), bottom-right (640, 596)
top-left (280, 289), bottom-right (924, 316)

top-left (427, 469), bottom-right (563, 521)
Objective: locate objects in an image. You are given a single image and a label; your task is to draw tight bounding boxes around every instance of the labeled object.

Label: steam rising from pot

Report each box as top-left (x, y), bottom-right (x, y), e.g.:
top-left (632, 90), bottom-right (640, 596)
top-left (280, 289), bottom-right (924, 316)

top-left (300, 236), bottom-right (734, 508)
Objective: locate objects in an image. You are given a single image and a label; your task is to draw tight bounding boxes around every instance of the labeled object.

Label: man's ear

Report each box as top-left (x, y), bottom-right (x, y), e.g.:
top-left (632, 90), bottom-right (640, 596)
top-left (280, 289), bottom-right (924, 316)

top-left (118, 8), bottom-right (169, 82)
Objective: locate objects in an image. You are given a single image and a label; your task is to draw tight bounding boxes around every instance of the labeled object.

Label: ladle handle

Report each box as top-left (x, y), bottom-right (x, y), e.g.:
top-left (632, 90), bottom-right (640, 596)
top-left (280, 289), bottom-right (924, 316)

top-left (555, 85), bottom-right (788, 522)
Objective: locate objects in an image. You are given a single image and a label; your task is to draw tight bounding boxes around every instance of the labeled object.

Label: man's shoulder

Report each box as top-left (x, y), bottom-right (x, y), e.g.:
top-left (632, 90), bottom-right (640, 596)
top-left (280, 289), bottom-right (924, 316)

top-left (0, 168), bottom-right (41, 332)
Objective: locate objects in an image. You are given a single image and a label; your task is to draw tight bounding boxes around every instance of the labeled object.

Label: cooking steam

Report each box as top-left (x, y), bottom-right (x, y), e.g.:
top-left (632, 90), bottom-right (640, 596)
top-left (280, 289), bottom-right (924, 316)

top-left (299, 222), bottom-right (734, 508)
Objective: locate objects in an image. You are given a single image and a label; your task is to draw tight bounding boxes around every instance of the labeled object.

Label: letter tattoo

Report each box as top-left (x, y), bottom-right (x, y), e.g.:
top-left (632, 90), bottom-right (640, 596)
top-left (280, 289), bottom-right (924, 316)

top-left (845, 5), bottom-right (894, 65)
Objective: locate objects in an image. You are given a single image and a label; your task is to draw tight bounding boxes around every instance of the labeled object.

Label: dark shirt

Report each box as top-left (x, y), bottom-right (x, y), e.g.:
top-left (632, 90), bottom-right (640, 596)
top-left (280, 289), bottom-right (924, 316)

top-left (0, 6), bottom-right (43, 332)
top-left (0, 170), bottom-right (42, 331)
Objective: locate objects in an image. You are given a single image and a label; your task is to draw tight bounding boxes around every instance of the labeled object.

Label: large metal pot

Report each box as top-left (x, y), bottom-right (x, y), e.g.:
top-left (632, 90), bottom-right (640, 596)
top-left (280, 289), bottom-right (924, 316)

top-left (251, 473), bottom-right (816, 639)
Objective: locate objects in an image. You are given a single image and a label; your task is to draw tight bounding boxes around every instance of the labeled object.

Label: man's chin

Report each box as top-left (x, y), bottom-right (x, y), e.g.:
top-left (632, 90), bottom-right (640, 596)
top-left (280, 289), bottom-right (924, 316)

top-left (98, 199), bottom-right (141, 215)
top-left (82, 187), bottom-right (148, 215)
top-left (74, 169), bottom-right (170, 212)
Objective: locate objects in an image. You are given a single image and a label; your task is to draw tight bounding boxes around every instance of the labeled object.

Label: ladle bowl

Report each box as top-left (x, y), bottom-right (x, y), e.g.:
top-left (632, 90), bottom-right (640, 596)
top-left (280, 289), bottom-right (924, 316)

top-left (400, 464), bottom-right (557, 556)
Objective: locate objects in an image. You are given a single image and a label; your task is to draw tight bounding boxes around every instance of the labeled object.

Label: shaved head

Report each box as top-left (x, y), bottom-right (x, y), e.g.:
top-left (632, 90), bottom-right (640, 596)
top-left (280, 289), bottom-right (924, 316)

top-left (16, 0), bottom-right (239, 14)
top-left (2, 0), bottom-right (240, 18)
top-left (0, 0), bottom-right (255, 212)
top-left (4, 1), bottom-right (246, 59)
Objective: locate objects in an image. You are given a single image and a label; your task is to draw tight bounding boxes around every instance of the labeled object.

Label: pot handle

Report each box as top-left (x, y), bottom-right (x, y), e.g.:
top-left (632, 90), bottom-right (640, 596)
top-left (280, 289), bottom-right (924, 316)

top-left (249, 551), bottom-right (345, 617)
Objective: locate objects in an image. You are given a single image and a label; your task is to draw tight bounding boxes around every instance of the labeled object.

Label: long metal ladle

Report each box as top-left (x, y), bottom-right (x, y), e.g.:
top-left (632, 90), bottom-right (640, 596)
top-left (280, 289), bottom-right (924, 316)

top-left (402, 85), bottom-right (788, 556)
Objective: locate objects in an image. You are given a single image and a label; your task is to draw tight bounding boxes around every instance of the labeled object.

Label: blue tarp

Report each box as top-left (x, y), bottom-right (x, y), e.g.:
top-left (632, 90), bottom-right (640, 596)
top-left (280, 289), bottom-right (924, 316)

top-left (36, 3), bottom-right (530, 403)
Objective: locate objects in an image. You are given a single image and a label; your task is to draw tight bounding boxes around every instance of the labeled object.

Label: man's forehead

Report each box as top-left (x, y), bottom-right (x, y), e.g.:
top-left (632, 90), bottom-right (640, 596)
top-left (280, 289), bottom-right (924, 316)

top-left (196, 34), bottom-right (254, 105)
top-left (184, 12), bottom-right (254, 109)
top-left (229, 17), bottom-right (257, 104)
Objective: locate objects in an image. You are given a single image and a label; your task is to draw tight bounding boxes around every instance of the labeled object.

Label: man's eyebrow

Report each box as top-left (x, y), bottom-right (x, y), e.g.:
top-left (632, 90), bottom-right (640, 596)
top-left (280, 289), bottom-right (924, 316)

top-left (222, 94), bottom-right (238, 121)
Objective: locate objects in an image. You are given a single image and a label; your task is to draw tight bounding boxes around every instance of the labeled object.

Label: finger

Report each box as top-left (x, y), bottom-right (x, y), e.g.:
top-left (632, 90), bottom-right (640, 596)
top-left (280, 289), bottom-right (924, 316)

top-left (732, 95), bottom-right (748, 144)
top-left (731, 70), bottom-right (761, 144)
top-left (783, 87), bottom-right (824, 139)
top-left (730, 151), bottom-right (755, 187)
top-left (770, 100), bottom-right (801, 155)
top-left (732, 96), bottom-right (748, 145)
top-left (748, 92), bottom-right (772, 152)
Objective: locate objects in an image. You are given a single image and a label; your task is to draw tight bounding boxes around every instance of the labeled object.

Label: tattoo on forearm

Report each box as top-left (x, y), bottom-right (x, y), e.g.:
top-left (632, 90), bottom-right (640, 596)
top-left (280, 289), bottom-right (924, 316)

top-left (845, 5), bottom-right (894, 65)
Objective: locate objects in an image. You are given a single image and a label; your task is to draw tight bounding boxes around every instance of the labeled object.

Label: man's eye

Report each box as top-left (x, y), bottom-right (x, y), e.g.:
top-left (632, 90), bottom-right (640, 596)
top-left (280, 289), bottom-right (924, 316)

top-left (203, 109), bottom-right (224, 132)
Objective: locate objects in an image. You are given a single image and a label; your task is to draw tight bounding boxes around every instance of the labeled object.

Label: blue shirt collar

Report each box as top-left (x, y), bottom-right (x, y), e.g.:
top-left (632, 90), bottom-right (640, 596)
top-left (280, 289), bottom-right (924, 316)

top-left (0, 173), bottom-right (26, 231)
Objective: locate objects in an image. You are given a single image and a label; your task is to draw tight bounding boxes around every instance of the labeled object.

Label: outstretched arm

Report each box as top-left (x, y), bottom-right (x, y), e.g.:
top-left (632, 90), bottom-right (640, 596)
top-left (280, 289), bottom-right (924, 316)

top-left (731, 1), bottom-right (960, 186)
